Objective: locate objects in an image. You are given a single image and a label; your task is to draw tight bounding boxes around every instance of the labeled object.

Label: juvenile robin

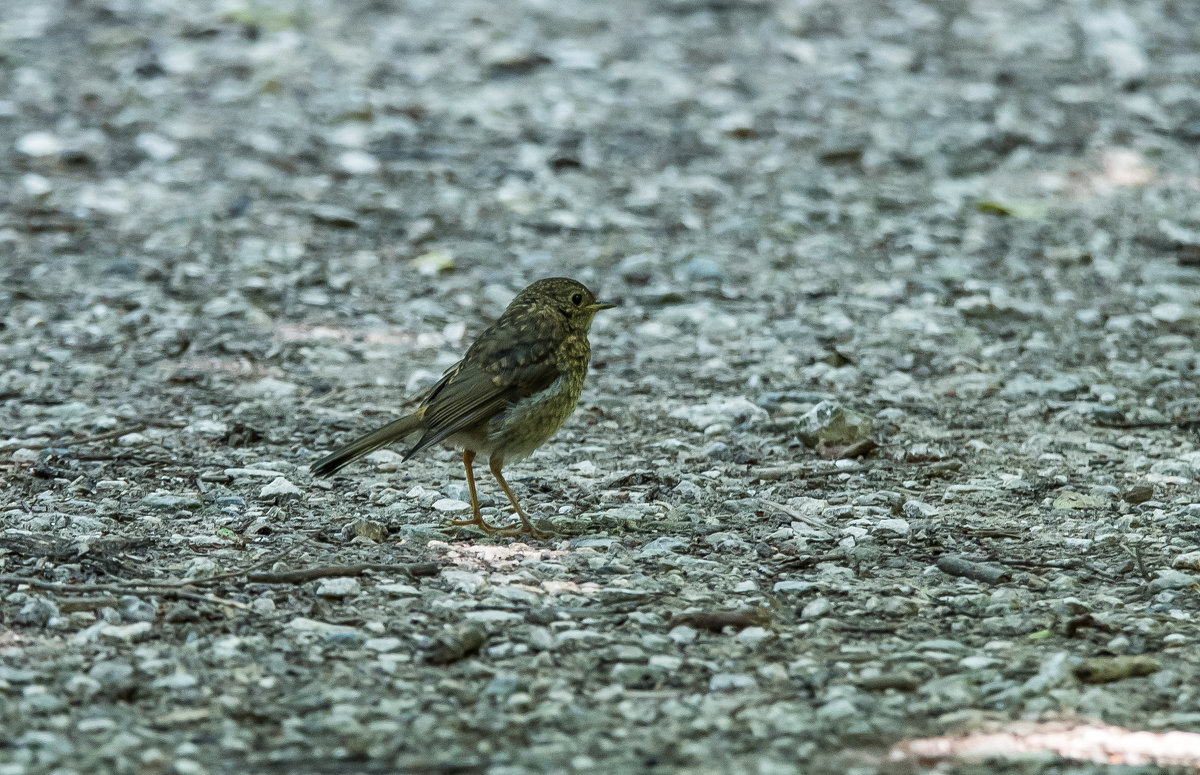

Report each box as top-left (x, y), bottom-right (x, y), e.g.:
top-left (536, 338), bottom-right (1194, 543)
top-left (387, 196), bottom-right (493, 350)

top-left (310, 277), bottom-right (614, 536)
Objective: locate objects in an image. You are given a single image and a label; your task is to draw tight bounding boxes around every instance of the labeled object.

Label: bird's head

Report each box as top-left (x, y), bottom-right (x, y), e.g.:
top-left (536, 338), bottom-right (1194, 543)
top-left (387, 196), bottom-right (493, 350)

top-left (507, 277), bottom-right (615, 331)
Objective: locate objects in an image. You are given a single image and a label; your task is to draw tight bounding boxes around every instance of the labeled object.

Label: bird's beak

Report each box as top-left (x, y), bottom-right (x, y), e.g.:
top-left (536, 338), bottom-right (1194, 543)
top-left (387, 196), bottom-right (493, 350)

top-left (588, 301), bottom-right (617, 312)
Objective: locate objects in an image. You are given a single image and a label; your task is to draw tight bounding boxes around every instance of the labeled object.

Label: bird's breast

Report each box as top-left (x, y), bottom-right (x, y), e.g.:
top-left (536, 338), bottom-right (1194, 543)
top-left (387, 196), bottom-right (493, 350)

top-left (485, 371), bottom-right (584, 463)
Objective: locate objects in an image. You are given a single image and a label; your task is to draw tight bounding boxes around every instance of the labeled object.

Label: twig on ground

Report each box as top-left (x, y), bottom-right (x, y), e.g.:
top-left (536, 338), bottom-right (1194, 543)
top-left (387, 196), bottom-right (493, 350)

top-left (1093, 416), bottom-right (1200, 429)
top-left (754, 464), bottom-right (872, 481)
top-left (1125, 542), bottom-right (1152, 582)
top-left (668, 609), bottom-right (769, 632)
top-left (162, 548), bottom-right (303, 587)
top-left (246, 562), bottom-right (439, 584)
top-left (56, 596), bottom-right (121, 612)
top-left (70, 453), bottom-right (177, 465)
top-left (167, 590), bottom-right (255, 611)
top-left (0, 552), bottom-right (437, 610)
top-left (0, 575), bottom-right (253, 611)
top-left (19, 425), bottom-right (148, 450)
top-left (760, 499), bottom-right (836, 535)
top-left (992, 557), bottom-right (1080, 570)
top-left (963, 527), bottom-right (1025, 540)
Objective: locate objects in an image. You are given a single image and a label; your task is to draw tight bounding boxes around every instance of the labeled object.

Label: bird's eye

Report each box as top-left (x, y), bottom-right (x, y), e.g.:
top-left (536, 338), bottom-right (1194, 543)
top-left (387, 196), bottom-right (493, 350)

top-left (570, 293), bottom-right (584, 306)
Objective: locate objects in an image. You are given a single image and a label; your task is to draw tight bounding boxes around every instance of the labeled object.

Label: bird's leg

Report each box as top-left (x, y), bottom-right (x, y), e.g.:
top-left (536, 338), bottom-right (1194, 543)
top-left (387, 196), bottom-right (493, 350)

top-left (448, 450), bottom-right (514, 534)
top-left (490, 459), bottom-right (550, 537)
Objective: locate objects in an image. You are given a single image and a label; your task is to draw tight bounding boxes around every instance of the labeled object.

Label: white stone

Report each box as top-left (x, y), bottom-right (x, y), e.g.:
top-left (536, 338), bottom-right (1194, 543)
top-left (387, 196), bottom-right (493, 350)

top-left (709, 673), bottom-right (756, 691)
top-left (772, 579), bottom-right (815, 594)
top-left (286, 617), bottom-right (358, 636)
top-left (440, 569), bottom-right (486, 593)
top-left (736, 626), bottom-right (770, 643)
top-left (21, 173), bottom-right (51, 197)
top-left (238, 378), bottom-right (298, 399)
top-left (378, 583), bottom-right (421, 596)
top-left (875, 518), bottom-right (910, 536)
top-left (152, 672), bottom-right (197, 689)
top-left (15, 131), bottom-right (62, 157)
top-left (184, 420), bottom-right (228, 437)
top-left (259, 477), bottom-right (301, 498)
top-left (337, 150), bottom-right (380, 175)
top-left (1173, 551), bottom-right (1200, 571)
top-left (668, 625), bottom-right (698, 645)
top-left (315, 577), bottom-right (360, 598)
top-left (902, 499), bottom-right (937, 517)
top-left (135, 132), bottom-right (179, 161)
top-left (464, 610), bottom-right (523, 623)
top-left (639, 536), bottom-right (687, 557)
top-left (99, 622), bottom-right (152, 643)
top-left (801, 597), bottom-right (831, 619)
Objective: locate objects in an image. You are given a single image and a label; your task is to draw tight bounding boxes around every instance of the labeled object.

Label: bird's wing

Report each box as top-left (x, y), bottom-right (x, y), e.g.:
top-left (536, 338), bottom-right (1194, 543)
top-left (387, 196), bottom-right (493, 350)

top-left (404, 314), bottom-right (563, 458)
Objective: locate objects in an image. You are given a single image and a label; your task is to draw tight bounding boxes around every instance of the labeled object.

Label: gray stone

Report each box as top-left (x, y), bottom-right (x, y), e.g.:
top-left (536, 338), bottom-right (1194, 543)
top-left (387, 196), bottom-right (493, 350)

top-left (683, 256), bottom-right (724, 283)
top-left (13, 595), bottom-right (58, 626)
top-left (315, 577), bottom-right (361, 598)
top-left (1149, 569), bottom-right (1196, 593)
top-left (141, 493), bottom-right (203, 511)
top-left (88, 660), bottom-right (134, 690)
top-left (875, 518), bottom-right (910, 536)
top-left (639, 537), bottom-right (688, 557)
top-left (119, 596), bottom-right (158, 623)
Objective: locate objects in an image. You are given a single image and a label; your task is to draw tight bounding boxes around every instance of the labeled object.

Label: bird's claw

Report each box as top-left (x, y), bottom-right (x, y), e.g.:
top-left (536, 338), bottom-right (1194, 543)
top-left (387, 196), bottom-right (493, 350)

top-left (447, 516), bottom-right (549, 538)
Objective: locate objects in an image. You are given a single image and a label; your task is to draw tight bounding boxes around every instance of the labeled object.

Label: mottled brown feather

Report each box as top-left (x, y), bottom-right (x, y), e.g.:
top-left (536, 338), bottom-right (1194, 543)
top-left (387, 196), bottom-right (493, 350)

top-left (400, 297), bottom-right (569, 457)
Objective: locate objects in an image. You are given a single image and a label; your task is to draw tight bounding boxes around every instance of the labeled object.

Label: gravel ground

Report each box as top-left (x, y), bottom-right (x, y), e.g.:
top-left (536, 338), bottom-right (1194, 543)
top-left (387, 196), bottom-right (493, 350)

top-left (3, 0), bottom-right (1200, 773)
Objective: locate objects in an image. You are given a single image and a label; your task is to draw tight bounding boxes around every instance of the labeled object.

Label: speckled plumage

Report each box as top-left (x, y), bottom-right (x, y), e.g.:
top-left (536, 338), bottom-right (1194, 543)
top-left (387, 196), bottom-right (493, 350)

top-left (311, 277), bottom-right (612, 535)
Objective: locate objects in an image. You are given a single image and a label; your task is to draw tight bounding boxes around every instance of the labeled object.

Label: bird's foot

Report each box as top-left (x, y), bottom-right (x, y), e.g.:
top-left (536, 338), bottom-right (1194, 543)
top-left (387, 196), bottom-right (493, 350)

top-left (447, 515), bottom-right (549, 538)
top-left (448, 515), bottom-right (515, 534)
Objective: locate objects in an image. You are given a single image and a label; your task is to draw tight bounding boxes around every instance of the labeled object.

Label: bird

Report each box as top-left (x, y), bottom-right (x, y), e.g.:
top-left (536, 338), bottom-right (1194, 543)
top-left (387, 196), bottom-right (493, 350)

top-left (310, 277), bottom-right (614, 536)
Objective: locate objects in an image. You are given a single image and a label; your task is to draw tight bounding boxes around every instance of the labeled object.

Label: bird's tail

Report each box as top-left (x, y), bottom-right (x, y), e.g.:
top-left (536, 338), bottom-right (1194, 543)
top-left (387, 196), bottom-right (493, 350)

top-left (310, 413), bottom-right (424, 477)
